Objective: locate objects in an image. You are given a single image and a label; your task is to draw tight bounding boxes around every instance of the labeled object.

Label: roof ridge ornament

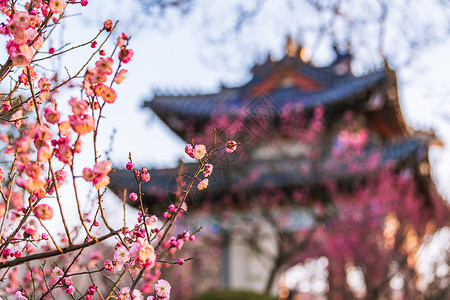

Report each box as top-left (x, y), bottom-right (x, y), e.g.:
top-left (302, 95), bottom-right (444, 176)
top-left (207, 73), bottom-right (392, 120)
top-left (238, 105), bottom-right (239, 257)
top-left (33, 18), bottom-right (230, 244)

top-left (285, 36), bottom-right (300, 58)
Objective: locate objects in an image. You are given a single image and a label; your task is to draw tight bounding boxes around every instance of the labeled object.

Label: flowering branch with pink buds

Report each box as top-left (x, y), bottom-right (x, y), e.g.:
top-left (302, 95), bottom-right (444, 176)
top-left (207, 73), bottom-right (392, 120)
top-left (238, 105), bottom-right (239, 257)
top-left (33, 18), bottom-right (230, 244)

top-left (0, 1), bottom-right (237, 299)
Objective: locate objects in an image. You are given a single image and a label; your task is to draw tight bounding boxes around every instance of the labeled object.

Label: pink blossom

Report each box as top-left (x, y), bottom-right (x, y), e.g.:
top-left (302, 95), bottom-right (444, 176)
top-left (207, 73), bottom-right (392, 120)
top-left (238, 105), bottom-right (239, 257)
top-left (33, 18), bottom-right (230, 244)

top-left (24, 224), bottom-right (39, 241)
top-left (126, 260), bottom-right (140, 275)
top-left (114, 247), bottom-right (130, 264)
top-left (117, 33), bottom-right (129, 48)
top-left (38, 89), bottom-right (49, 102)
top-left (32, 36), bottom-right (44, 50)
top-left (25, 163), bottom-right (43, 179)
top-left (68, 97), bottom-right (88, 116)
top-left (55, 144), bottom-right (73, 164)
top-left (51, 267), bottom-right (63, 280)
top-left (104, 260), bottom-right (114, 272)
top-left (95, 57), bottom-right (114, 75)
top-left (132, 289), bottom-right (143, 300)
top-left (114, 69), bottom-right (128, 84)
top-left (103, 19), bottom-right (113, 31)
top-left (58, 121), bottom-right (71, 136)
top-left (193, 144), bottom-right (206, 159)
top-left (197, 179), bottom-right (208, 190)
top-left (38, 77), bottom-right (51, 90)
top-left (69, 114), bottom-right (94, 135)
top-left (203, 164), bottom-right (213, 177)
top-left (118, 287), bottom-right (131, 300)
top-left (93, 174), bottom-right (110, 190)
top-left (16, 291), bottom-right (28, 300)
top-left (43, 105), bottom-right (60, 124)
top-left (225, 141), bottom-right (237, 153)
top-left (65, 286), bottom-right (75, 295)
top-left (49, 0), bottom-right (66, 13)
top-left (8, 42), bottom-right (33, 66)
top-left (55, 170), bottom-right (66, 184)
top-left (119, 48), bottom-right (133, 63)
top-left (154, 279), bottom-right (171, 299)
top-left (129, 192), bottom-right (138, 201)
top-left (185, 144), bottom-right (194, 158)
top-left (100, 86), bottom-right (117, 103)
top-left (87, 285), bottom-right (96, 296)
top-left (146, 215), bottom-right (158, 225)
top-left (13, 11), bottom-right (30, 28)
top-left (141, 168), bottom-right (150, 182)
top-left (33, 204), bottom-right (53, 220)
top-left (126, 162), bottom-right (134, 170)
top-left (37, 145), bottom-right (52, 161)
top-left (129, 237), bottom-right (156, 268)
top-left (83, 161), bottom-right (112, 189)
top-left (93, 160), bottom-right (112, 175)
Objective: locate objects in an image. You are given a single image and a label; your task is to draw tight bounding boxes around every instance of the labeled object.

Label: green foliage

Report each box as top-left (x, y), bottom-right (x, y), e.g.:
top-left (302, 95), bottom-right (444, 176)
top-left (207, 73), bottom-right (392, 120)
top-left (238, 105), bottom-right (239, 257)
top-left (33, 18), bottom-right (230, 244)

top-left (191, 290), bottom-right (277, 300)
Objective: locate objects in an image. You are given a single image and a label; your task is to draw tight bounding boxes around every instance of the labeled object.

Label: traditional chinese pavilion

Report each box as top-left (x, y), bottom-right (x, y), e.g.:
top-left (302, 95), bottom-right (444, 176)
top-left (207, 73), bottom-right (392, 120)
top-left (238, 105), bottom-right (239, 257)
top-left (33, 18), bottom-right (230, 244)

top-left (109, 40), bottom-right (448, 298)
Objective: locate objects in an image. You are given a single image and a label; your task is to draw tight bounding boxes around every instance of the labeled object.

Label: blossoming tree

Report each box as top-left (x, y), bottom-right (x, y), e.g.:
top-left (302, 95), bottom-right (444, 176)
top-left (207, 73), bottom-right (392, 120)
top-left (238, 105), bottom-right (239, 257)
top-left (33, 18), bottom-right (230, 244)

top-left (0, 1), bottom-right (236, 299)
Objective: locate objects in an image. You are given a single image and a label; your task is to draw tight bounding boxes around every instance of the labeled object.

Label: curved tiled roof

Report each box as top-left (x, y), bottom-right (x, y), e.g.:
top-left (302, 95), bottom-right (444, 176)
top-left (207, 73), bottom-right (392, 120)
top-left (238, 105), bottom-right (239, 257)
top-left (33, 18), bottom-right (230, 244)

top-left (146, 66), bottom-right (386, 119)
top-left (109, 137), bottom-right (430, 208)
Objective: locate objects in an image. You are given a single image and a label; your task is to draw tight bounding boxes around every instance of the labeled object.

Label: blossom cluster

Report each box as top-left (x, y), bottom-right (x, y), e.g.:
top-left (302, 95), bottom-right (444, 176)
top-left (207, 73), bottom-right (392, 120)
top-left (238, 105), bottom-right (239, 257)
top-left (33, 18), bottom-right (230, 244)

top-left (184, 141), bottom-right (237, 191)
top-left (0, 1), bottom-right (240, 298)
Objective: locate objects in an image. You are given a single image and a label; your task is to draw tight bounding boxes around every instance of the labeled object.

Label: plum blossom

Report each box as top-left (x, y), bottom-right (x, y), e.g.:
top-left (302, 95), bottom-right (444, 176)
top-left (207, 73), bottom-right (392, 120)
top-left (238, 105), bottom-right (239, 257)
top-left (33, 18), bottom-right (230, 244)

top-left (119, 48), bottom-right (133, 63)
top-left (129, 192), bottom-right (138, 201)
top-left (129, 237), bottom-right (155, 268)
top-left (82, 160), bottom-right (112, 189)
top-left (49, 0), bottom-right (66, 14)
top-left (103, 19), bottom-right (113, 31)
top-left (154, 279), bottom-right (171, 299)
top-left (101, 86), bottom-right (117, 103)
top-left (140, 168), bottom-right (150, 182)
top-left (95, 57), bottom-right (113, 75)
top-left (132, 289), bottom-right (143, 300)
top-left (184, 144), bottom-right (194, 158)
top-left (114, 69), bottom-right (128, 84)
top-left (15, 291), bottom-right (28, 300)
top-left (8, 41), bottom-right (33, 66)
top-left (126, 162), bottom-right (134, 170)
top-left (43, 104), bottom-right (60, 124)
top-left (203, 164), bottom-right (213, 177)
top-left (118, 287), bottom-right (131, 300)
top-left (33, 204), bottom-right (53, 220)
top-left (225, 141), bottom-right (237, 153)
top-left (126, 261), bottom-right (140, 276)
top-left (197, 179), bottom-right (208, 190)
top-left (147, 215), bottom-right (158, 225)
top-left (193, 144), bottom-right (206, 159)
top-left (51, 267), bottom-right (64, 280)
top-left (114, 247), bottom-right (130, 264)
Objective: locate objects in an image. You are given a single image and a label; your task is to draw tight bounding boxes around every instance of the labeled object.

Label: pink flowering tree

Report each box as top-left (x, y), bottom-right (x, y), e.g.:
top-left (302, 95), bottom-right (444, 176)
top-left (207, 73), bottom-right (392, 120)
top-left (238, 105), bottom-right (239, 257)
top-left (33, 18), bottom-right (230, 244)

top-left (0, 1), bottom-right (236, 299)
top-left (173, 100), bottom-right (450, 298)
